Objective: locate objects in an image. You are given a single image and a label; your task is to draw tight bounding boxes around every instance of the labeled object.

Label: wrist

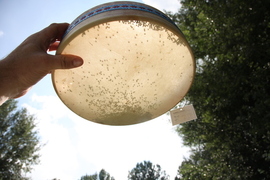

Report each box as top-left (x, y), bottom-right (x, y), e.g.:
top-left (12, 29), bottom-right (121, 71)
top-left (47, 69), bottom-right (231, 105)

top-left (0, 58), bottom-right (21, 104)
top-left (0, 96), bottom-right (9, 105)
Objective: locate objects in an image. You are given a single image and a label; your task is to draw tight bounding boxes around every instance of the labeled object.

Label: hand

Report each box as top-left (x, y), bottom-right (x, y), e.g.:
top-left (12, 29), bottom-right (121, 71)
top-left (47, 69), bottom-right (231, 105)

top-left (0, 23), bottom-right (83, 104)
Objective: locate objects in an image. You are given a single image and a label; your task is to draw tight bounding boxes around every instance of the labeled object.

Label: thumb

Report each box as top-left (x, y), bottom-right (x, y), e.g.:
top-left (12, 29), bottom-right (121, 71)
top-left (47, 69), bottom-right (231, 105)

top-left (48, 54), bottom-right (83, 70)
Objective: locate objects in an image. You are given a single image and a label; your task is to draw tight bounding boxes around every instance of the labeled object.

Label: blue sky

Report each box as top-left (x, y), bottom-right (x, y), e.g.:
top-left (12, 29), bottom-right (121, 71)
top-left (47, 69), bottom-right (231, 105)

top-left (0, 0), bottom-right (190, 179)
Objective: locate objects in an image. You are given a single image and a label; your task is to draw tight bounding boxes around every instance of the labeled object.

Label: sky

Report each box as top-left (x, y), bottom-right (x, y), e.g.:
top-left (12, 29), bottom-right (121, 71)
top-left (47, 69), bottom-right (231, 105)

top-left (0, 0), bottom-right (191, 179)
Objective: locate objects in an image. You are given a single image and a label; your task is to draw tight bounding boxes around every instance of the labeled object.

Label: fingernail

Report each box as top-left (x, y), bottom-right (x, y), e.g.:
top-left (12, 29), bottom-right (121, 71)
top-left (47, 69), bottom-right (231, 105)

top-left (73, 59), bottom-right (83, 67)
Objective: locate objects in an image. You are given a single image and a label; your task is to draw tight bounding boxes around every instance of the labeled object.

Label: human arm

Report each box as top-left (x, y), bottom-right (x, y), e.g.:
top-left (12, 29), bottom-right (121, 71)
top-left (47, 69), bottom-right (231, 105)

top-left (0, 23), bottom-right (83, 105)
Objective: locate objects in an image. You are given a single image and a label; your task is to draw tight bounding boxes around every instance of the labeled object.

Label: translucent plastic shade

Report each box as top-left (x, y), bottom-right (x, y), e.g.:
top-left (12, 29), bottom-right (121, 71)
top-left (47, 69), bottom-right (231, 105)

top-left (52, 2), bottom-right (195, 125)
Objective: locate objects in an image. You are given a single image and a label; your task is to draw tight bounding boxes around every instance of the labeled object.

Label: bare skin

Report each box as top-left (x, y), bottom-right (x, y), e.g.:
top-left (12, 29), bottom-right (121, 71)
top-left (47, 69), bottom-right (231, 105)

top-left (0, 23), bottom-right (83, 105)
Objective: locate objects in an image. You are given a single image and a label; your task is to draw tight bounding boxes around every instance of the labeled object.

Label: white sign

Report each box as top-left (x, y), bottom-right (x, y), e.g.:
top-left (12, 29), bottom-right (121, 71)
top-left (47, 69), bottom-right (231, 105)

top-left (170, 105), bottom-right (197, 126)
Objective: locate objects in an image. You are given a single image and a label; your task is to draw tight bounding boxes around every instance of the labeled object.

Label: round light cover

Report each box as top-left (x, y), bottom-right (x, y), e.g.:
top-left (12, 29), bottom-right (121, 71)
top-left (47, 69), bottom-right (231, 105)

top-left (52, 1), bottom-right (195, 125)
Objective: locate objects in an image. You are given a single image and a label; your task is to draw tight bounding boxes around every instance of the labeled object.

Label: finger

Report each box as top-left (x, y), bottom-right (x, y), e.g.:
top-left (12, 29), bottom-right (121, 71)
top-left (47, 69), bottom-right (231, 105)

top-left (35, 23), bottom-right (69, 51)
top-left (48, 41), bottom-right (60, 51)
top-left (48, 54), bottom-right (83, 70)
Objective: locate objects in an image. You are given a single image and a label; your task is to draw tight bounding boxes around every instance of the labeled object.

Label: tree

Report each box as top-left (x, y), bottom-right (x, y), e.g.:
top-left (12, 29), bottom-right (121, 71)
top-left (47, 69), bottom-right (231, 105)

top-left (0, 100), bottom-right (41, 179)
top-left (128, 161), bottom-right (169, 180)
top-left (99, 169), bottom-right (115, 180)
top-left (170, 0), bottom-right (270, 179)
top-left (80, 169), bottom-right (115, 180)
top-left (80, 173), bottom-right (98, 180)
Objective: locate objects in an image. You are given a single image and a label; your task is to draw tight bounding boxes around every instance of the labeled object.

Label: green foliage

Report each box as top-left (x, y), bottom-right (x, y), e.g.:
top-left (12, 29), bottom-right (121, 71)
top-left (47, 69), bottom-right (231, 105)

top-left (80, 169), bottom-right (115, 180)
top-left (172, 0), bottom-right (270, 179)
top-left (0, 100), bottom-right (41, 180)
top-left (80, 173), bottom-right (98, 180)
top-left (128, 161), bottom-right (169, 180)
top-left (99, 169), bottom-right (115, 180)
